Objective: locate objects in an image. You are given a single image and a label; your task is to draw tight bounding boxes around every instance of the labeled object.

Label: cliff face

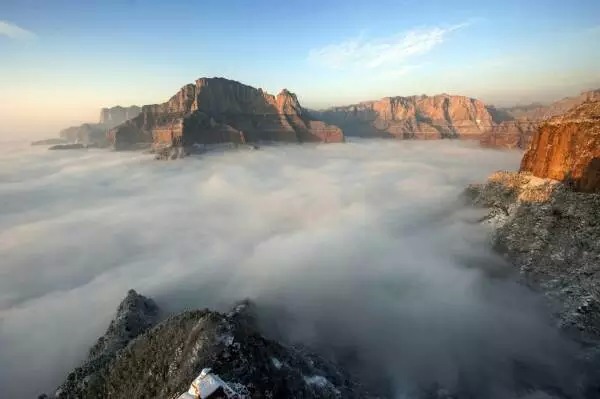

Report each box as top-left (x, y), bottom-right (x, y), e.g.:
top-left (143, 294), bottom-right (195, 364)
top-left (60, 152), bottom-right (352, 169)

top-left (466, 172), bottom-right (600, 343)
top-left (109, 78), bottom-right (343, 150)
top-left (520, 99), bottom-right (600, 193)
top-left (99, 105), bottom-right (141, 127)
top-left (316, 94), bottom-right (494, 140)
top-left (315, 89), bottom-right (599, 149)
top-left (59, 123), bottom-right (107, 145)
top-left (481, 90), bottom-right (600, 149)
top-left (59, 106), bottom-right (141, 146)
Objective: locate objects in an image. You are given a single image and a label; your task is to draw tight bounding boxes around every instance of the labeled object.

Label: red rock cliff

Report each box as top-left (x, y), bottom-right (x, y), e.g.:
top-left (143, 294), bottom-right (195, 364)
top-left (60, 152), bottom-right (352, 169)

top-left (109, 78), bottom-right (343, 149)
top-left (317, 94), bottom-right (494, 139)
top-left (520, 99), bottom-right (600, 193)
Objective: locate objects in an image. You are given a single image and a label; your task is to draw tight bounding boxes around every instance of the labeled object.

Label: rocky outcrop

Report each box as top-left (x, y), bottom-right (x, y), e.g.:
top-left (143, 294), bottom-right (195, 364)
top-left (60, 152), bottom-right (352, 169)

top-left (481, 90), bottom-right (600, 149)
top-left (465, 172), bottom-right (600, 395)
top-left (54, 290), bottom-right (159, 398)
top-left (478, 120), bottom-right (537, 149)
top-left (520, 99), bottom-right (600, 193)
top-left (48, 143), bottom-right (86, 150)
top-left (316, 94), bottom-right (494, 140)
top-left (59, 123), bottom-right (107, 146)
top-left (109, 78), bottom-right (344, 150)
top-left (99, 106), bottom-right (141, 126)
top-left (58, 106), bottom-right (141, 146)
top-left (51, 295), bottom-right (372, 399)
top-left (466, 172), bottom-right (600, 340)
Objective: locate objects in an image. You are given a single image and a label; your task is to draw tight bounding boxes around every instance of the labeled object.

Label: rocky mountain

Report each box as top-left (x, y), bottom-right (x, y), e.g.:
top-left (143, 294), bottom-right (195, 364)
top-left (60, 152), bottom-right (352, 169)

top-left (315, 94), bottom-right (494, 140)
top-left (109, 78), bottom-right (344, 150)
top-left (316, 89), bottom-right (599, 150)
top-left (481, 90), bottom-right (600, 149)
top-left (49, 293), bottom-right (374, 399)
top-left (520, 99), bottom-right (600, 193)
top-left (59, 105), bottom-right (141, 146)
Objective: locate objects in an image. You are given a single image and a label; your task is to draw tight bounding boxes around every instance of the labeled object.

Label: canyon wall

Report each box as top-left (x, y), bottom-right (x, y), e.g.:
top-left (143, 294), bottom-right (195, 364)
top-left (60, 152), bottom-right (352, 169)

top-left (315, 94), bottom-right (494, 140)
top-left (109, 78), bottom-right (343, 150)
top-left (317, 90), bottom-right (599, 149)
top-left (521, 99), bottom-right (600, 192)
top-left (481, 90), bottom-right (600, 149)
top-left (520, 99), bottom-right (600, 193)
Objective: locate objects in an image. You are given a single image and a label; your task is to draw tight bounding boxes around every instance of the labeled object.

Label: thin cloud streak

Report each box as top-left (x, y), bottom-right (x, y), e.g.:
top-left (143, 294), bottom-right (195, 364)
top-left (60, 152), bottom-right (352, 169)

top-left (309, 23), bottom-right (468, 70)
top-left (0, 20), bottom-right (36, 40)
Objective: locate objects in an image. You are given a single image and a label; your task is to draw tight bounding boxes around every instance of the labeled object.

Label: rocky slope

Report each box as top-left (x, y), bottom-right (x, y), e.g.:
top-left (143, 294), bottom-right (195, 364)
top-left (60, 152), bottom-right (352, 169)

top-left (59, 106), bottom-right (141, 146)
top-left (466, 172), bottom-right (600, 342)
top-left (520, 99), bottom-right (600, 193)
top-left (465, 100), bottom-right (600, 397)
top-left (54, 290), bottom-right (160, 398)
top-left (50, 293), bottom-right (374, 399)
top-left (481, 90), bottom-right (600, 149)
top-left (315, 94), bottom-right (494, 140)
top-left (109, 78), bottom-right (344, 150)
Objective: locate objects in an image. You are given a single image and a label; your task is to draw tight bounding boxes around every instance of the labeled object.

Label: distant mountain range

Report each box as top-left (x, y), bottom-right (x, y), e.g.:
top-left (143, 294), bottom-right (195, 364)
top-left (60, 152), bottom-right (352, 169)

top-left (52, 77), bottom-right (599, 151)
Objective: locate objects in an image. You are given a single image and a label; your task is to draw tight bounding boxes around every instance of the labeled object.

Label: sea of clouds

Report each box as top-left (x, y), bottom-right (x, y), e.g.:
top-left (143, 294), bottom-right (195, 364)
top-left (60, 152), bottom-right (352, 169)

top-left (0, 140), bottom-right (579, 397)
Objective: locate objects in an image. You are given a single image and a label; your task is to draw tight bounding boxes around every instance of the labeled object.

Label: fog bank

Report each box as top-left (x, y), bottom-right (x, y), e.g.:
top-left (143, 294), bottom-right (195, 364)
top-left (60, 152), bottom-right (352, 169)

top-left (0, 140), bottom-right (576, 397)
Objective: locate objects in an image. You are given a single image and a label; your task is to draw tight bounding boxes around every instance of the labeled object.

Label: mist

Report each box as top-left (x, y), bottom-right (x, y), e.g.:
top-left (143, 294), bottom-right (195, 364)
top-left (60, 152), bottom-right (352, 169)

top-left (0, 140), bottom-right (577, 398)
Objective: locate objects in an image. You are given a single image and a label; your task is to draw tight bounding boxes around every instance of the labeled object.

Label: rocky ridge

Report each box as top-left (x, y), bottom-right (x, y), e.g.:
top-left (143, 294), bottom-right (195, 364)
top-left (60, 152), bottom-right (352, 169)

top-left (315, 94), bottom-right (494, 140)
top-left (520, 99), bottom-right (600, 193)
top-left (109, 77), bottom-right (344, 150)
top-left (50, 293), bottom-right (374, 399)
top-left (316, 89), bottom-right (599, 149)
top-left (464, 100), bottom-right (600, 396)
top-left (481, 90), bottom-right (600, 149)
top-left (54, 290), bottom-right (159, 398)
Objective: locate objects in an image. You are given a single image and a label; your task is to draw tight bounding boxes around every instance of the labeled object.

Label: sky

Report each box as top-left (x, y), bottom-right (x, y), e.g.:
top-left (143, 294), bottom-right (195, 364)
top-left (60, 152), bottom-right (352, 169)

top-left (1, 0), bottom-right (599, 138)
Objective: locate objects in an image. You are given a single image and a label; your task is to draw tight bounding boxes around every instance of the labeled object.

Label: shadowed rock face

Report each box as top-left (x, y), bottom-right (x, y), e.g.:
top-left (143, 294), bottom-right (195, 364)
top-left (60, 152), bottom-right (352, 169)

top-left (51, 296), bottom-right (373, 399)
top-left (316, 94), bottom-right (494, 140)
top-left (109, 78), bottom-right (344, 150)
top-left (520, 99), bottom-right (600, 193)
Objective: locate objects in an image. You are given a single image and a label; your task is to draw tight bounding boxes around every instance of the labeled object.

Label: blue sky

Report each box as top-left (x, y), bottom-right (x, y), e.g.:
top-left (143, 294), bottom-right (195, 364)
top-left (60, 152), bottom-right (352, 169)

top-left (1, 0), bottom-right (599, 137)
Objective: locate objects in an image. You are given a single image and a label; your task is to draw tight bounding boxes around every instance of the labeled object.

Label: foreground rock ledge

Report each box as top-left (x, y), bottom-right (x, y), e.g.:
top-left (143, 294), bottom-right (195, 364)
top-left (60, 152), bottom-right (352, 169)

top-left (49, 292), bottom-right (373, 399)
top-left (466, 171), bottom-right (600, 341)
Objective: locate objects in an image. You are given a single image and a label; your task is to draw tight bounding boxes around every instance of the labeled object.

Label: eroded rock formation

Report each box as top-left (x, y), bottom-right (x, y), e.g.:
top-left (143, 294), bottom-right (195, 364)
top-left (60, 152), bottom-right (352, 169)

top-left (109, 78), bottom-right (344, 150)
top-left (520, 99), bottom-right (600, 193)
top-left (316, 94), bottom-right (494, 140)
top-left (316, 89), bottom-right (599, 150)
top-left (59, 106), bottom-right (141, 146)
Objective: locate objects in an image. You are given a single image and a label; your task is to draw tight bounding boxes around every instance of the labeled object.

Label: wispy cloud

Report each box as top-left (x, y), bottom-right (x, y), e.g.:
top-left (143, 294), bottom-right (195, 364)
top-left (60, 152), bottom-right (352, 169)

top-left (309, 23), bottom-right (468, 71)
top-left (0, 20), bottom-right (36, 40)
